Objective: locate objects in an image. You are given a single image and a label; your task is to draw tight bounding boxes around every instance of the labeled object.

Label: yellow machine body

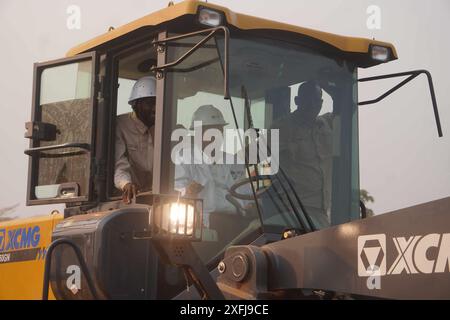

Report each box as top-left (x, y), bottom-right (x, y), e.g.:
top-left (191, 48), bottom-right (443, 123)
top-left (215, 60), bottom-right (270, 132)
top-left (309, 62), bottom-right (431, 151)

top-left (0, 214), bottom-right (63, 299)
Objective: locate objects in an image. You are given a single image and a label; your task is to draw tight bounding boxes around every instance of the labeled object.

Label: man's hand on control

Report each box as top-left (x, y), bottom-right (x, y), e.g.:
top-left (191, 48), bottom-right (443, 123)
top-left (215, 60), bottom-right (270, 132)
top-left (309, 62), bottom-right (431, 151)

top-left (244, 202), bottom-right (259, 219)
top-left (122, 183), bottom-right (138, 204)
top-left (185, 182), bottom-right (203, 197)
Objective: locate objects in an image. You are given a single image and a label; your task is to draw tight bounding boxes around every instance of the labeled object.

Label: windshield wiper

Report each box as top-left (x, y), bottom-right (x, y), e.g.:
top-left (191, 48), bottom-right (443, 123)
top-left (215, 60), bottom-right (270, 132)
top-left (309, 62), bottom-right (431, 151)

top-left (241, 86), bottom-right (261, 188)
top-left (224, 82), bottom-right (317, 232)
top-left (227, 97), bottom-right (265, 230)
top-left (240, 86), bottom-right (316, 232)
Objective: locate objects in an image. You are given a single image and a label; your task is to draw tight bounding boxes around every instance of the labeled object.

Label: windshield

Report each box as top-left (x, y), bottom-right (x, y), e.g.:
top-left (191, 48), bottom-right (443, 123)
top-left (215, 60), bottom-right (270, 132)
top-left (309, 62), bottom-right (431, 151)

top-left (163, 33), bottom-right (360, 263)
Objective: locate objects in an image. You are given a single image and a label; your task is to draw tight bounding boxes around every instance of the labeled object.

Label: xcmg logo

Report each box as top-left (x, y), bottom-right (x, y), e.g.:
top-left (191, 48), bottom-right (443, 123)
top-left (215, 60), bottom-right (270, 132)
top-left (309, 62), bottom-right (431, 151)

top-left (358, 233), bottom-right (450, 277)
top-left (0, 226), bottom-right (41, 253)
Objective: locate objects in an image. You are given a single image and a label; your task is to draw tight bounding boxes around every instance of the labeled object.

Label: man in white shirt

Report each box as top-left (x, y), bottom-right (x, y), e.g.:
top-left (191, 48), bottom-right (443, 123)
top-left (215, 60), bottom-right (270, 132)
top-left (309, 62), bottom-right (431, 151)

top-left (174, 105), bottom-right (247, 228)
top-left (114, 76), bottom-right (156, 204)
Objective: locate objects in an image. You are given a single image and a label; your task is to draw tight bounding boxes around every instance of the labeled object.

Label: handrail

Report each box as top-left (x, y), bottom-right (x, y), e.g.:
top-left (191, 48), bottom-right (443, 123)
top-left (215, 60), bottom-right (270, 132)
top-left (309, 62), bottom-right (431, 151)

top-left (42, 238), bottom-right (100, 300)
top-left (358, 70), bottom-right (443, 137)
top-left (24, 142), bottom-right (91, 157)
top-left (152, 26), bottom-right (230, 99)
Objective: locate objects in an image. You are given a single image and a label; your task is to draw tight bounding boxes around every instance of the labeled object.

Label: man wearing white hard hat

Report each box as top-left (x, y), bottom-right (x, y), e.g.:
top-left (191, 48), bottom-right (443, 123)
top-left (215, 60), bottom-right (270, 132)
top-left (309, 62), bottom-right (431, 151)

top-left (174, 105), bottom-right (246, 228)
top-left (114, 76), bottom-right (156, 204)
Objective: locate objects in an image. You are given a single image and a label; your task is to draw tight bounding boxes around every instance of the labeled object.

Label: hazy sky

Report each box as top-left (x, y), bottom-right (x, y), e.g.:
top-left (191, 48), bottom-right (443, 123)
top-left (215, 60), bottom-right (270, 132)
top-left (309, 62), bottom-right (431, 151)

top-left (0, 0), bottom-right (449, 218)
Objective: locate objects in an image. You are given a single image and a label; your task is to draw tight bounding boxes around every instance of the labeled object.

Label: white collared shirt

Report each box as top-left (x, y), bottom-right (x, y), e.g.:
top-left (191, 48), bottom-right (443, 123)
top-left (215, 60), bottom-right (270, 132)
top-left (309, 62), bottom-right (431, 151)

top-left (174, 146), bottom-right (246, 227)
top-left (114, 112), bottom-right (154, 191)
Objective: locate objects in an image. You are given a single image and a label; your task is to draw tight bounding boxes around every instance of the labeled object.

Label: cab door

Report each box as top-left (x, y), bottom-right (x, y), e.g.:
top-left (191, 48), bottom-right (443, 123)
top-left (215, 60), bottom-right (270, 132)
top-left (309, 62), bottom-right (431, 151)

top-left (25, 52), bottom-right (99, 205)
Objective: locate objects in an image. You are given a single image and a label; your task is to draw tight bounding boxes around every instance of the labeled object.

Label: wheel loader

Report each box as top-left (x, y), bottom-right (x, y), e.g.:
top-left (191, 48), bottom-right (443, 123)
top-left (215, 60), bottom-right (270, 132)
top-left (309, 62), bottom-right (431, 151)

top-left (0, 0), bottom-right (448, 300)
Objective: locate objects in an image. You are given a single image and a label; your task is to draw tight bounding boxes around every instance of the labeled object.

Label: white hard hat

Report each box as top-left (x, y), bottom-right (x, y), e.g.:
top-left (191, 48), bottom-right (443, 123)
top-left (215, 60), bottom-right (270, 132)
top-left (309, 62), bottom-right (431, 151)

top-left (128, 76), bottom-right (156, 105)
top-left (190, 105), bottom-right (228, 129)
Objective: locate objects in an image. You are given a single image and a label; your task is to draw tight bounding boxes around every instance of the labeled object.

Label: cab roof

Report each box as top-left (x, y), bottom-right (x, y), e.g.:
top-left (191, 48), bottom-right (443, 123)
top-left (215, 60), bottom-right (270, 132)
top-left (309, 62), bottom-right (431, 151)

top-left (66, 0), bottom-right (397, 66)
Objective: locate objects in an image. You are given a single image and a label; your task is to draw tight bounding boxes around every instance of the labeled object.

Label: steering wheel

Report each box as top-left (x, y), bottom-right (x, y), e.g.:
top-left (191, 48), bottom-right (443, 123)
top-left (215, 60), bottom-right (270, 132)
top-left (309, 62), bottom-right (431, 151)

top-left (228, 174), bottom-right (275, 201)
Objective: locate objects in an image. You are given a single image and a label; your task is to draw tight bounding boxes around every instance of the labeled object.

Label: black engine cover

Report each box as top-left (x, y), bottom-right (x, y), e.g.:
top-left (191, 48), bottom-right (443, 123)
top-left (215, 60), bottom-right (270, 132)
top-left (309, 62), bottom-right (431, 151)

top-left (50, 207), bottom-right (158, 300)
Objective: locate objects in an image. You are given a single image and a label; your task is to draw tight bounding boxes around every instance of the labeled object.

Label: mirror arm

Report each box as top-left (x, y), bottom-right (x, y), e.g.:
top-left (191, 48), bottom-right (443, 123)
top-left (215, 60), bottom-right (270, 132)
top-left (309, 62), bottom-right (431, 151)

top-left (358, 70), bottom-right (443, 137)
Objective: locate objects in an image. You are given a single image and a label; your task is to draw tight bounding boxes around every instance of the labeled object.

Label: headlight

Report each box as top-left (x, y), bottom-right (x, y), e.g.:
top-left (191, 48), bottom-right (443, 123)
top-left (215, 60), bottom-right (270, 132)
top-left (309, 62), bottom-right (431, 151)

top-left (371, 45), bottom-right (390, 62)
top-left (152, 195), bottom-right (203, 240)
top-left (198, 8), bottom-right (223, 27)
top-left (168, 202), bottom-right (195, 235)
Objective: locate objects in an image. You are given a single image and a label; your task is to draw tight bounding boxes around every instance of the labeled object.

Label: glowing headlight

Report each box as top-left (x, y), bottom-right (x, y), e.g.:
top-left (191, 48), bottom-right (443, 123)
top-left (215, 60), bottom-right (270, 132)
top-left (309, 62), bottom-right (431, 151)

top-left (198, 8), bottom-right (223, 27)
top-left (152, 195), bottom-right (202, 240)
top-left (169, 202), bottom-right (195, 235)
top-left (371, 45), bottom-right (390, 62)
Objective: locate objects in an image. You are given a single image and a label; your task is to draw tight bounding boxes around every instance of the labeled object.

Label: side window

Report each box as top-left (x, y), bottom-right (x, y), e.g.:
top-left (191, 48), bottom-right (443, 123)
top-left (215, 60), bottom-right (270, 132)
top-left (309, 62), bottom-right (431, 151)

top-left (26, 53), bottom-right (96, 204)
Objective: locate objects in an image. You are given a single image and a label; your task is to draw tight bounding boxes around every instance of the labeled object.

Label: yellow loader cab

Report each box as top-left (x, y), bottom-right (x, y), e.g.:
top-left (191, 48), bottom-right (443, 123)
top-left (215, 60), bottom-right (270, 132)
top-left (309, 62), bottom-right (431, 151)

top-left (2, 0), bottom-right (447, 300)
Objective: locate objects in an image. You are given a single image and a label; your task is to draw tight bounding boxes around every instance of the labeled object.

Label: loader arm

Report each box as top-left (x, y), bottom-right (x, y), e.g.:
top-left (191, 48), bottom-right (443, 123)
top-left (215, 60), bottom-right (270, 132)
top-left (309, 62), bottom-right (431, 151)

top-left (217, 197), bottom-right (450, 299)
